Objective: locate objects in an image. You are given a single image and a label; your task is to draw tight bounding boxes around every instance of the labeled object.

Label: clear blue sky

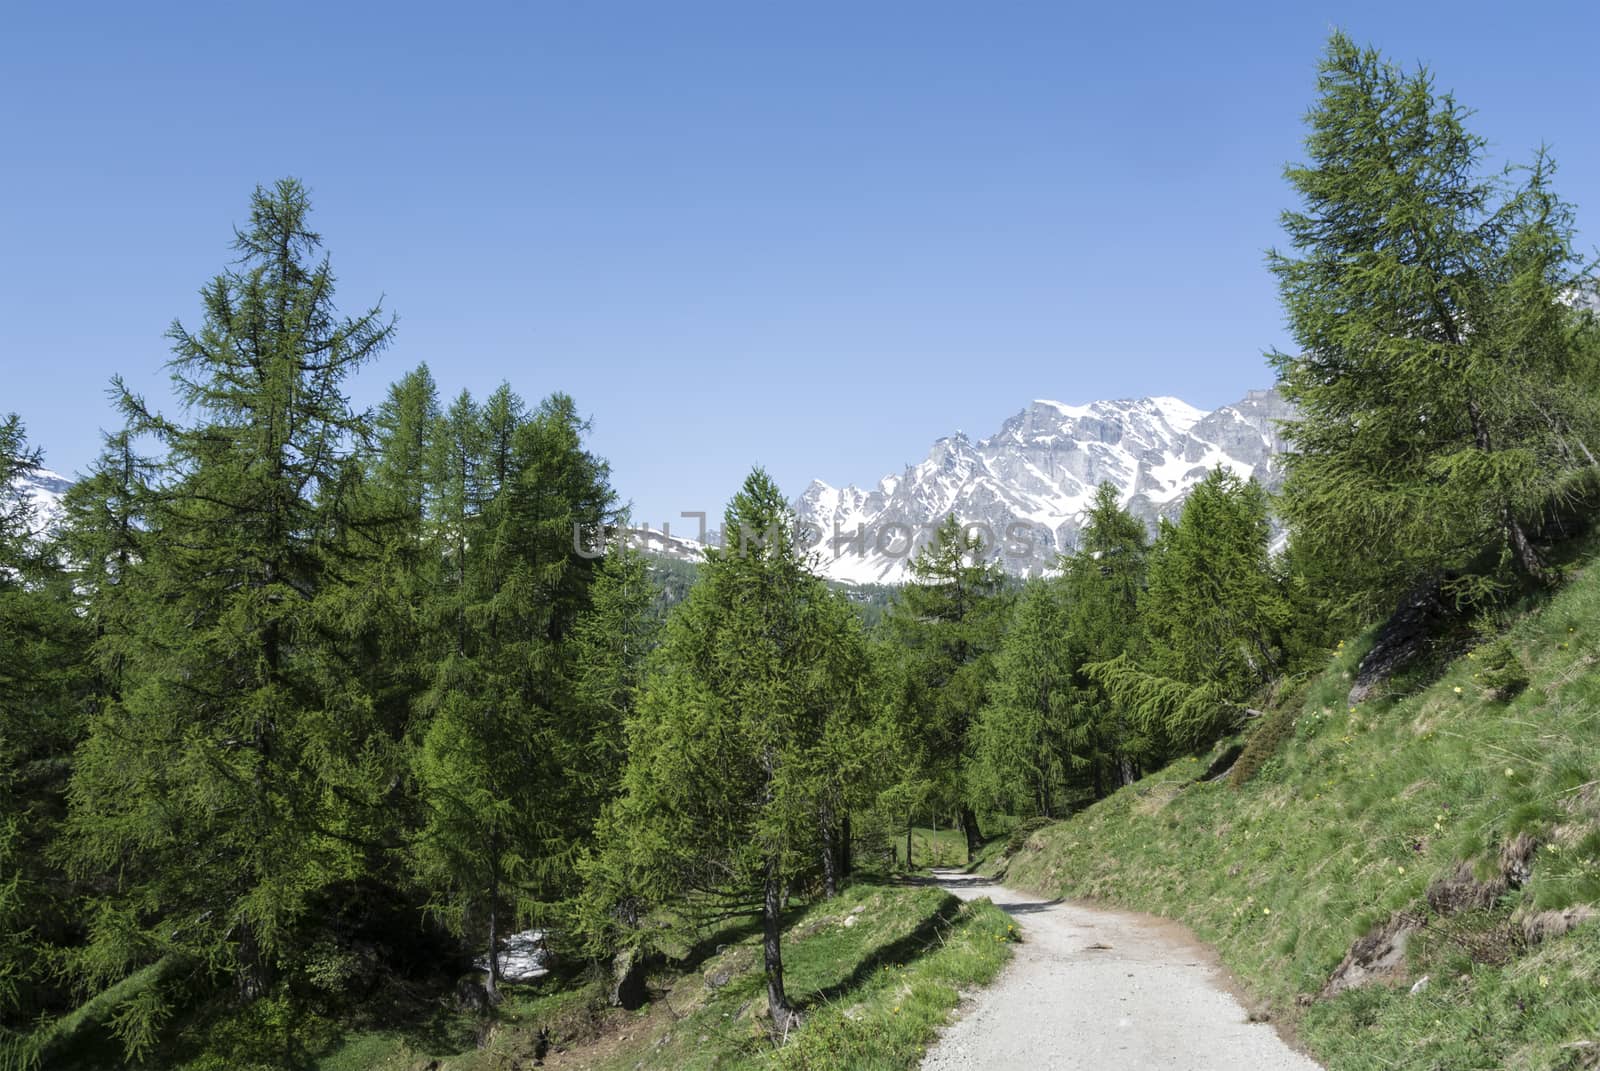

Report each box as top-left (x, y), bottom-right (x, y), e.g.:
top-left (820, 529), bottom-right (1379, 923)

top-left (4, 2), bottom-right (1596, 525)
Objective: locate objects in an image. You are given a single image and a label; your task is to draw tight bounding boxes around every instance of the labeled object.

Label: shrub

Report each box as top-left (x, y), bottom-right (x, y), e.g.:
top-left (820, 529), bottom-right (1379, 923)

top-left (1472, 639), bottom-right (1529, 701)
top-left (1229, 703), bottom-right (1298, 788)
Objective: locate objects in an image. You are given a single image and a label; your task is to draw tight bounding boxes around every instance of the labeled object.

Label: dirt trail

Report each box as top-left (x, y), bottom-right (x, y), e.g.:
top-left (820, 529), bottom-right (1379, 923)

top-left (922, 870), bottom-right (1323, 1071)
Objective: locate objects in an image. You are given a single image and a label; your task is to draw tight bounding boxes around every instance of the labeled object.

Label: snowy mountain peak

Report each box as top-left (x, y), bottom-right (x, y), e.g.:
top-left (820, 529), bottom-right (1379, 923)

top-left (13, 468), bottom-right (71, 537)
top-left (794, 387), bottom-right (1293, 585)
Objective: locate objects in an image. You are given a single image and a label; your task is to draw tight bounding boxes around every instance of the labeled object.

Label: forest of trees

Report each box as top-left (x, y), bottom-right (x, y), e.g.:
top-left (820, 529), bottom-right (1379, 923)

top-left (1, 32), bottom-right (1598, 1068)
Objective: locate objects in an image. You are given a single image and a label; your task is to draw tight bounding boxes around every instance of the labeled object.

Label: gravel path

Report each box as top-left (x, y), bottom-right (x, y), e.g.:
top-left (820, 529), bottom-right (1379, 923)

top-left (922, 870), bottom-right (1324, 1071)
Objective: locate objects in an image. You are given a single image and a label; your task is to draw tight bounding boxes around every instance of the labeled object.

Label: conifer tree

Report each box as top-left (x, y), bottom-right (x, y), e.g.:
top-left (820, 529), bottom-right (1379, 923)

top-left (1087, 470), bottom-right (1285, 752)
top-left (885, 516), bottom-right (1009, 854)
top-left (348, 364), bottom-right (444, 757)
top-left (1269, 33), bottom-right (1600, 615)
top-left (410, 389), bottom-right (616, 997)
top-left (0, 417), bottom-right (87, 1048)
top-left (1060, 483), bottom-right (1150, 788)
top-left (589, 469), bottom-right (872, 1031)
top-left (57, 429), bottom-right (153, 702)
top-left (569, 538), bottom-right (660, 806)
top-left (62, 179), bottom-right (397, 1034)
top-left (801, 586), bottom-right (885, 896)
top-left (1143, 470), bottom-right (1283, 699)
top-left (968, 578), bottom-right (1082, 817)
top-left (371, 364), bottom-right (443, 527)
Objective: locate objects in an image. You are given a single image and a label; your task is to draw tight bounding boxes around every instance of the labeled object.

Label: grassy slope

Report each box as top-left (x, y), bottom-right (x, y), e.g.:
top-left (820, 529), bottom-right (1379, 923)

top-left (993, 563), bottom-right (1600, 1070)
top-left (299, 881), bottom-right (1014, 1071)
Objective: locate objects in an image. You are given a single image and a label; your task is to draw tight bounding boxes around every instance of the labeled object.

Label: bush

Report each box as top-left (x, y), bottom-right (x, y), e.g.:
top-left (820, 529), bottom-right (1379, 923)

top-left (1229, 703), bottom-right (1298, 789)
top-left (1471, 639), bottom-right (1529, 701)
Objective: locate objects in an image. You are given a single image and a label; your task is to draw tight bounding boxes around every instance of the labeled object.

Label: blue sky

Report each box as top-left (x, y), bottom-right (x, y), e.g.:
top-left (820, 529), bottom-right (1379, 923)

top-left (4, 2), bottom-right (1597, 525)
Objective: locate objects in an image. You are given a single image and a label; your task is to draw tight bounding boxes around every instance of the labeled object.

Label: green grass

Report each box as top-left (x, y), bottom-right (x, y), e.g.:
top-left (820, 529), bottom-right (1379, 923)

top-left (297, 881), bottom-right (1014, 1071)
top-left (292, 979), bottom-right (608, 1071)
top-left (991, 560), bottom-right (1600, 1070)
top-left (895, 827), bottom-right (971, 870)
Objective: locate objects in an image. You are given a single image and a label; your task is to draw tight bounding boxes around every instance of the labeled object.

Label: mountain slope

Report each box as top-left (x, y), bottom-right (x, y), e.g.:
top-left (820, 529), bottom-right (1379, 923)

top-left (984, 551), bottom-right (1600, 1070)
top-left (796, 387), bottom-right (1292, 583)
top-left (11, 468), bottom-right (70, 537)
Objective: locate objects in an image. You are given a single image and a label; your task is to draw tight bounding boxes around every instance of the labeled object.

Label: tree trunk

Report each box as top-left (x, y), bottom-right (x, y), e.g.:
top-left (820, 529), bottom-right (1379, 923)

top-left (1468, 398), bottom-right (1545, 580)
top-left (235, 920), bottom-right (272, 1001)
top-left (819, 804), bottom-right (838, 899)
top-left (1119, 752), bottom-right (1136, 787)
top-left (762, 861), bottom-right (796, 1033)
top-left (1507, 511), bottom-right (1544, 578)
top-left (905, 816), bottom-right (914, 871)
top-left (485, 848), bottom-right (501, 1003)
top-left (839, 812), bottom-right (852, 880)
top-left (959, 805), bottom-right (982, 860)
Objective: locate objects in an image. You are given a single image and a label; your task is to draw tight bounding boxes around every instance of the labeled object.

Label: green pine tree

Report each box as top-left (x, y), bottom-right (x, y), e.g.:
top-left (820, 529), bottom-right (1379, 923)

top-left (1087, 469), bottom-right (1285, 752)
top-left (1060, 483), bottom-right (1151, 789)
top-left (587, 469), bottom-right (874, 1031)
top-left (0, 417), bottom-right (89, 1054)
top-left (568, 536), bottom-right (660, 807)
top-left (62, 180), bottom-right (397, 1052)
top-left (1269, 33), bottom-right (1600, 616)
top-left (968, 577), bottom-right (1084, 818)
top-left (410, 389), bottom-right (616, 998)
top-left (883, 515), bottom-right (1010, 855)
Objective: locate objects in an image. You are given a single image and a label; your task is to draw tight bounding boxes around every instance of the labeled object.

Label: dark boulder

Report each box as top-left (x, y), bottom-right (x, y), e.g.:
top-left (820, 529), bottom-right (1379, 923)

top-left (1349, 580), bottom-right (1451, 704)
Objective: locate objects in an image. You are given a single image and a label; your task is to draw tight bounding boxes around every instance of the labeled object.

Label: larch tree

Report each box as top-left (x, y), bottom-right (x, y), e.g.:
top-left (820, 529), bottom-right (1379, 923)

top-left (62, 179), bottom-right (397, 1047)
top-left (1269, 32), bottom-right (1600, 617)
top-left (1087, 469), bottom-right (1285, 753)
top-left (410, 388), bottom-right (616, 999)
top-left (567, 535), bottom-right (659, 808)
top-left (884, 515), bottom-right (1009, 857)
top-left (1059, 483), bottom-right (1150, 789)
top-left (0, 417), bottom-right (88, 1053)
top-left (590, 469), bottom-right (873, 1032)
top-left (968, 577), bottom-right (1082, 818)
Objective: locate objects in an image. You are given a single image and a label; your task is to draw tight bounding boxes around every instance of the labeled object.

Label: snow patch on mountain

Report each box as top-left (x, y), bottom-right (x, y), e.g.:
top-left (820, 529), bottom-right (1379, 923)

top-left (10, 468), bottom-right (71, 538)
top-left (795, 387), bottom-right (1293, 584)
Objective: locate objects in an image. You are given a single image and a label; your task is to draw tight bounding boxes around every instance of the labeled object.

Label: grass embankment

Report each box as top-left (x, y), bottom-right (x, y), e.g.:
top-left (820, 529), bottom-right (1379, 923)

top-left (299, 881), bottom-right (1014, 1071)
top-left (992, 563), bottom-right (1600, 1070)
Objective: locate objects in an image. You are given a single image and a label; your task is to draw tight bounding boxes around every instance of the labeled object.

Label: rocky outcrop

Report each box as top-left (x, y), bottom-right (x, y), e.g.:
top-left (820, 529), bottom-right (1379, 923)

top-left (1348, 581), bottom-right (1452, 704)
top-left (1321, 913), bottom-right (1419, 997)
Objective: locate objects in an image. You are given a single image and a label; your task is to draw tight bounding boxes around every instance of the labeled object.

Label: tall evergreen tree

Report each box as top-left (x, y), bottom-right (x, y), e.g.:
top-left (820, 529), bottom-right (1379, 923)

top-left (62, 180), bottom-right (397, 1046)
top-left (884, 516), bottom-right (1009, 855)
top-left (1060, 483), bottom-right (1150, 789)
top-left (968, 578), bottom-right (1083, 818)
top-left (568, 538), bottom-right (660, 806)
top-left (410, 389), bottom-right (616, 997)
top-left (801, 587), bottom-right (885, 897)
top-left (57, 429), bottom-right (153, 705)
top-left (1269, 33), bottom-right (1600, 616)
top-left (371, 363), bottom-right (443, 527)
top-left (348, 363), bottom-right (445, 755)
top-left (1142, 470), bottom-right (1283, 700)
top-left (1087, 470), bottom-right (1285, 752)
top-left (0, 417), bottom-right (88, 1052)
top-left (588, 469), bottom-right (872, 1031)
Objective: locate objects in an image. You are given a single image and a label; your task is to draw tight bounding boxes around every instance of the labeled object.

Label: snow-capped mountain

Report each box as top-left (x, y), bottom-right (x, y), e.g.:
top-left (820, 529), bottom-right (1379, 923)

top-left (10, 468), bottom-right (71, 537)
top-left (794, 388), bottom-right (1293, 584)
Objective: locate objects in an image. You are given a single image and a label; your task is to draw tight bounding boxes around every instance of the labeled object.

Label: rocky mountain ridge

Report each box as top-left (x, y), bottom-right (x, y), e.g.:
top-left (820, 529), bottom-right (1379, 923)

top-left (792, 387), bottom-right (1292, 583)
